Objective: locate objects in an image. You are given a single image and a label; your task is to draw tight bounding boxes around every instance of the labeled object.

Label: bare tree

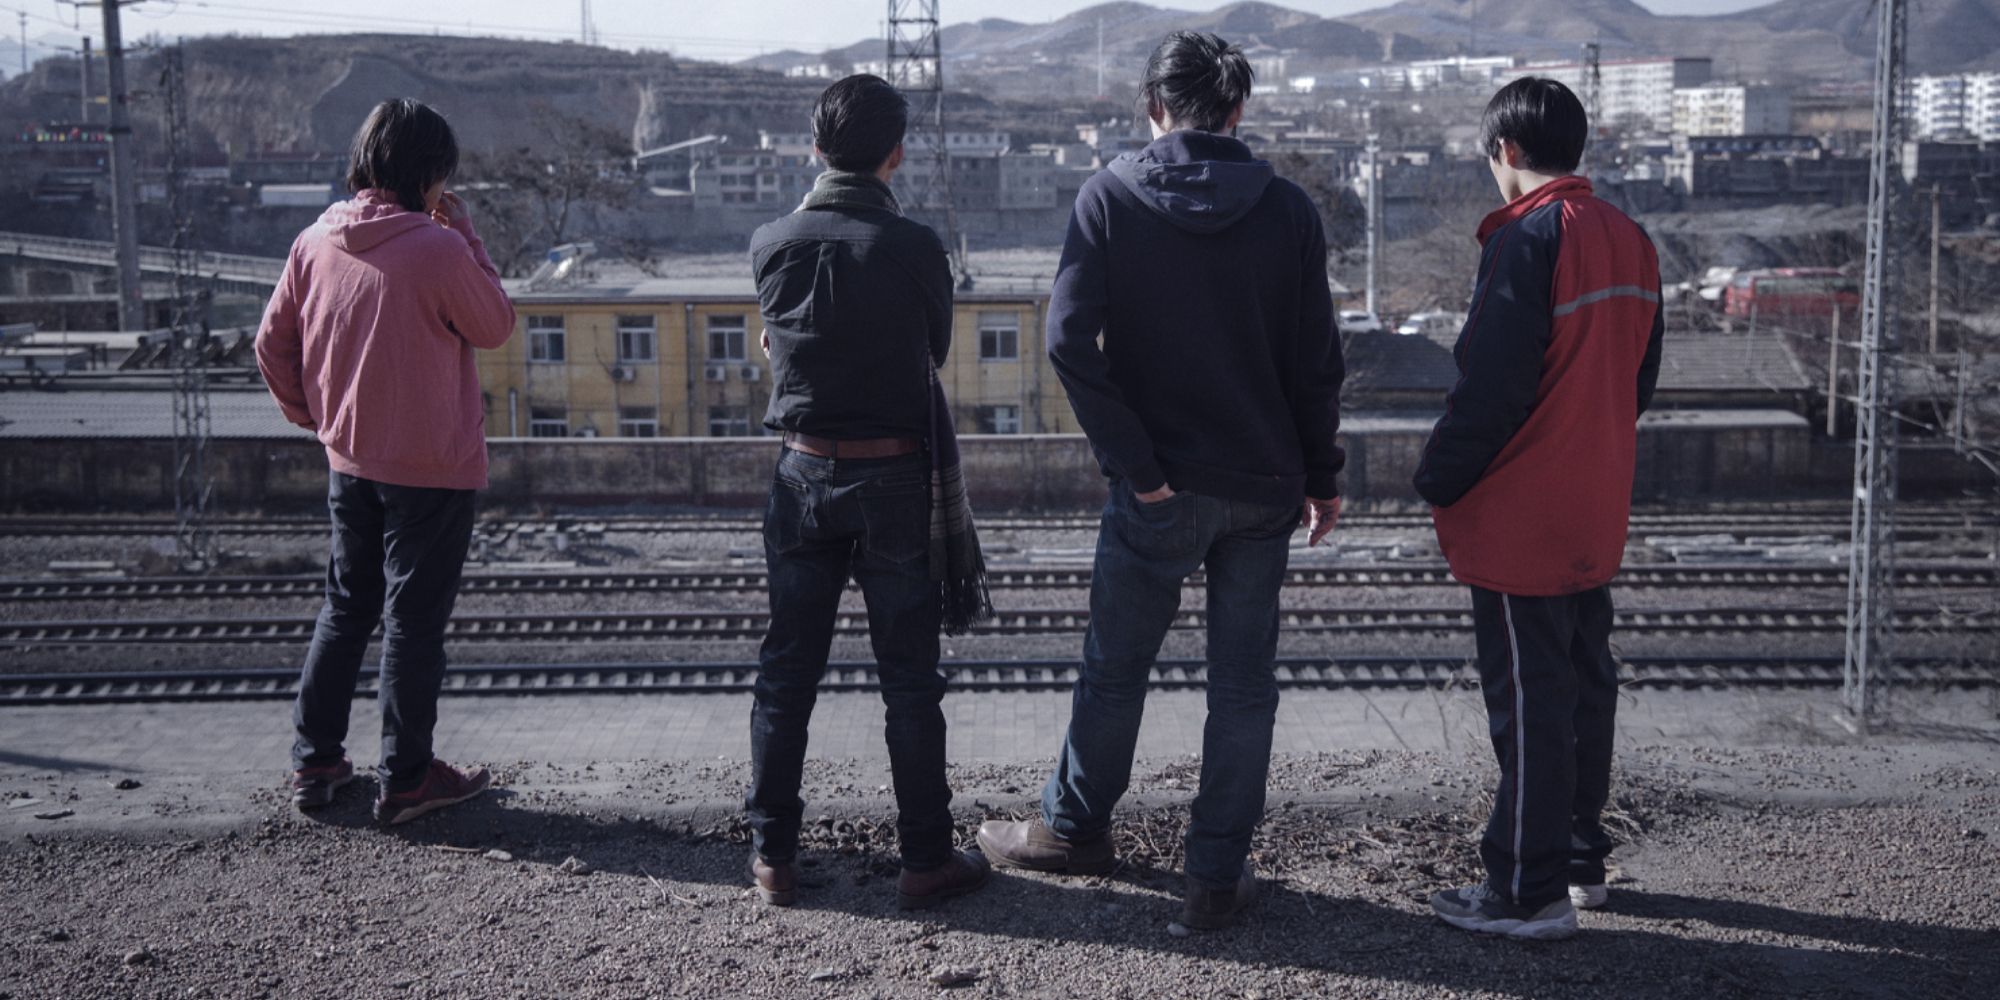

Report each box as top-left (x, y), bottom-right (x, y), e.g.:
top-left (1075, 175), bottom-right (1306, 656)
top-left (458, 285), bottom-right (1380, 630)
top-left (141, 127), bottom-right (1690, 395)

top-left (458, 103), bottom-right (645, 276)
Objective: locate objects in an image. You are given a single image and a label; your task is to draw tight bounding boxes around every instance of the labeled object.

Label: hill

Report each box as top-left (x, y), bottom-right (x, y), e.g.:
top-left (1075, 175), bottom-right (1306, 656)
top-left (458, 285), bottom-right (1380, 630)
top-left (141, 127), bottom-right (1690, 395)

top-left (749, 0), bottom-right (2000, 87)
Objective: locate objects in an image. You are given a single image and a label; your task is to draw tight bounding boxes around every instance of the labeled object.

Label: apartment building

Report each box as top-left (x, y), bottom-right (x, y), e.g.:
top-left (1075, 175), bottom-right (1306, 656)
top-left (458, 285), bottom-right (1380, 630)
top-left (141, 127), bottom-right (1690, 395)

top-left (1908, 73), bottom-right (2000, 141)
top-left (1671, 84), bottom-right (1792, 137)
top-left (1516, 57), bottom-right (1714, 134)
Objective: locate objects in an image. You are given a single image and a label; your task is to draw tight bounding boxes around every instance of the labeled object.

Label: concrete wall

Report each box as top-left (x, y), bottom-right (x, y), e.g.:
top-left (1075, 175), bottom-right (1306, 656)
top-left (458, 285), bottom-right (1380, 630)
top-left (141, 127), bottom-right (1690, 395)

top-left (0, 417), bottom-right (1912, 514)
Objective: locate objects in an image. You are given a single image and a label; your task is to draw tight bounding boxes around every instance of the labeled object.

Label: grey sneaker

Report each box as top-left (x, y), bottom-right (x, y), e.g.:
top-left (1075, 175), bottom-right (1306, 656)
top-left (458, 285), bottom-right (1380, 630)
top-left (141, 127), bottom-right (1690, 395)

top-left (1569, 883), bottom-right (1609, 910)
top-left (1430, 884), bottom-right (1579, 940)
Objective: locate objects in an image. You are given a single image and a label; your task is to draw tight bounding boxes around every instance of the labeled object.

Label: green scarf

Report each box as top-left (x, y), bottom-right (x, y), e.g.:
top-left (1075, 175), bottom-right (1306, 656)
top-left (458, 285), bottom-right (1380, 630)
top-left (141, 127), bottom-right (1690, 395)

top-left (798, 170), bottom-right (901, 215)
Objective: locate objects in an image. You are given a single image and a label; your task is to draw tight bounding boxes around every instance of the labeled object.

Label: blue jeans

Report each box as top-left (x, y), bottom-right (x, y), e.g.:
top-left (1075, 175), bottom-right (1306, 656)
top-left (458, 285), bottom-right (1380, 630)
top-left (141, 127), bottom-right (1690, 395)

top-left (745, 449), bottom-right (954, 871)
top-left (1042, 482), bottom-right (1298, 887)
top-left (291, 471), bottom-right (475, 793)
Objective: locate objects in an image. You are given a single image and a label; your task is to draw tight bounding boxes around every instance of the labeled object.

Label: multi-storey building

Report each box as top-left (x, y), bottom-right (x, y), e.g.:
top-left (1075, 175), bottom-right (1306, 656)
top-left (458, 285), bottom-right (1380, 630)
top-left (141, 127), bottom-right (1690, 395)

top-left (1908, 73), bottom-right (2000, 140)
top-left (1515, 57), bottom-right (1714, 134)
top-left (1671, 84), bottom-right (1792, 137)
top-left (478, 275), bottom-right (1073, 440)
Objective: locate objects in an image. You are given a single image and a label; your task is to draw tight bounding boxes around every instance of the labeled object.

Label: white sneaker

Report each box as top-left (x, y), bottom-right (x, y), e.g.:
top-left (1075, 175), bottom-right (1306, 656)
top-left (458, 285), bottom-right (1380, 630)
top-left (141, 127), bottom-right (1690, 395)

top-left (1569, 883), bottom-right (1608, 910)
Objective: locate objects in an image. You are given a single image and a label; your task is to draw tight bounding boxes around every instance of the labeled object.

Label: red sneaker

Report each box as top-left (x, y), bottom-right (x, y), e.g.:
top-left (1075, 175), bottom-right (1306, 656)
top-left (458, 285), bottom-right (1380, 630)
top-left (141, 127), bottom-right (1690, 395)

top-left (372, 759), bottom-right (492, 826)
top-left (290, 758), bottom-right (355, 810)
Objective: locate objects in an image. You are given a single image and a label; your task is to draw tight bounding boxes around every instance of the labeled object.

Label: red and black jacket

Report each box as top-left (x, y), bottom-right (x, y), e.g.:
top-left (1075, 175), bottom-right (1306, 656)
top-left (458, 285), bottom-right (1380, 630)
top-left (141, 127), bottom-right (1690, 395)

top-left (1413, 176), bottom-right (1664, 597)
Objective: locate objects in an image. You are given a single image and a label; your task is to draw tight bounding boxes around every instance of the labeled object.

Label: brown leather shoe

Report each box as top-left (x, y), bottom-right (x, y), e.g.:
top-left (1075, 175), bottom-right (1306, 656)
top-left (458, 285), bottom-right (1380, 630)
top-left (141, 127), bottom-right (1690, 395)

top-left (896, 850), bottom-right (992, 910)
top-left (750, 855), bottom-right (798, 907)
top-left (976, 818), bottom-right (1116, 875)
top-left (1181, 872), bottom-right (1258, 930)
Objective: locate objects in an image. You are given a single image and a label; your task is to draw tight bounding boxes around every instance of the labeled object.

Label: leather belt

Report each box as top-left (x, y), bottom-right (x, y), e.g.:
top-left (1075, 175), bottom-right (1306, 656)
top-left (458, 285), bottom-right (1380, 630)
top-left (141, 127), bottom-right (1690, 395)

top-left (783, 431), bottom-right (923, 459)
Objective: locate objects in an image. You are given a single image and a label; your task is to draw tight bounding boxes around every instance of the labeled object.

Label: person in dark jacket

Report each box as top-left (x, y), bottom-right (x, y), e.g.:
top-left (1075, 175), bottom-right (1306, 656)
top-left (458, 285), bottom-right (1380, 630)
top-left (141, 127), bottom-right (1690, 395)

top-left (977, 31), bottom-right (1345, 931)
top-left (741, 74), bottom-right (990, 912)
top-left (1414, 77), bottom-right (1664, 941)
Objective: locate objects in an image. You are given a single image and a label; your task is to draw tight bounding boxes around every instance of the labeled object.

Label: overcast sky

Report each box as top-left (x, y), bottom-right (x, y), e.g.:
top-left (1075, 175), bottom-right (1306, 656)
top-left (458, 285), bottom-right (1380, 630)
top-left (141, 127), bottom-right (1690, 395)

top-left (9, 0), bottom-right (1777, 64)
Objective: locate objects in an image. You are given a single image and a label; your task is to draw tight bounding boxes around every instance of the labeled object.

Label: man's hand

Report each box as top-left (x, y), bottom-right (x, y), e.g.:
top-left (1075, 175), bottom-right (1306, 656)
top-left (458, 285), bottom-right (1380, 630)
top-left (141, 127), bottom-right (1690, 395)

top-left (430, 190), bottom-right (472, 230)
top-left (1301, 495), bottom-right (1341, 547)
top-left (1135, 484), bottom-right (1177, 504)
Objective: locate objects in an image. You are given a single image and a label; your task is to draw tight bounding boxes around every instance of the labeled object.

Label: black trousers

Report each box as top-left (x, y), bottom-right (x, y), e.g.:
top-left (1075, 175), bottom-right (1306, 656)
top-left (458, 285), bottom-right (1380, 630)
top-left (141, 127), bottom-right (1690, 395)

top-left (291, 471), bottom-right (475, 792)
top-left (745, 450), bottom-right (953, 871)
top-left (1469, 585), bottom-right (1620, 909)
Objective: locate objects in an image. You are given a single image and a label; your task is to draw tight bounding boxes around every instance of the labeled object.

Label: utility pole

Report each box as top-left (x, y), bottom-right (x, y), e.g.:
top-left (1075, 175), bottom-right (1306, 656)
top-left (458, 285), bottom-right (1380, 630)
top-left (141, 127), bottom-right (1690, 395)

top-left (886, 0), bottom-right (966, 286)
top-left (1582, 41), bottom-right (1603, 138)
top-left (1096, 18), bottom-right (1104, 98)
top-left (102, 0), bottom-right (144, 332)
top-left (163, 45), bottom-right (214, 571)
top-left (1928, 182), bottom-right (1940, 353)
top-left (1363, 115), bottom-right (1380, 319)
top-left (17, 12), bottom-right (26, 76)
top-left (1825, 306), bottom-right (1840, 438)
top-left (1843, 0), bottom-right (1908, 726)
top-left (81, 37), bottom-right (92, 123)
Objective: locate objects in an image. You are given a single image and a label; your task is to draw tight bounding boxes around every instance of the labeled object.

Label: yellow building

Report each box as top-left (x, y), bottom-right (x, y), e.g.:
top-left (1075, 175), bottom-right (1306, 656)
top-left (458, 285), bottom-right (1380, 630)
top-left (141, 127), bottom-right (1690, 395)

top-left (479, 275), bottom-right (1076, 439)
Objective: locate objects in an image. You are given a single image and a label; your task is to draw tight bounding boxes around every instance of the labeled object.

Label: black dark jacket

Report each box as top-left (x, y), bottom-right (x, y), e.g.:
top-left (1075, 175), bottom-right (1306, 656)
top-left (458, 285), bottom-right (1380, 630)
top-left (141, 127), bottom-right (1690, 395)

top-left (751, 176), bottom-right (953, 439)
top-left (1044, 130), bottom-right (1345, 506)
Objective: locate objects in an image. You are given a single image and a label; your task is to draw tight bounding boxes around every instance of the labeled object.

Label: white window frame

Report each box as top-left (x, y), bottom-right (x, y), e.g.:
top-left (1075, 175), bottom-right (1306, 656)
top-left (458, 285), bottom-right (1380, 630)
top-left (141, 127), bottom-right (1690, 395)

top-left (527, 315), bottom-right (565, 364)
top-left (707, 314), bottom-right (748, 362)
top-left (978, 404), bottom-right (1022, 435)
top-left (528, 406), bottom-right (568, 438)
top-left (978, 312), bottom-right (1021, 361)
top-left (707, 405), bottom-right (753, 437)
top-left (615, 315), bottom-right (656, 363)
top-left (618, 406), bottom-right (659, 438)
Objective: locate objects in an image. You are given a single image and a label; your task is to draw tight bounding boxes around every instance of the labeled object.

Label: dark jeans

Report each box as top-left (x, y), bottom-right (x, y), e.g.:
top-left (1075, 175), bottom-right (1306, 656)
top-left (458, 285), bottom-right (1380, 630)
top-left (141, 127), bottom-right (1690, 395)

top-left (745, 449), bottom-right (953, 871)
top-left (291, 471), bottom-right (475, 793)
top-left (1042, 483), bottom-right (1298, 887)
top-left (1469, 585), bottom-right (1620, 909)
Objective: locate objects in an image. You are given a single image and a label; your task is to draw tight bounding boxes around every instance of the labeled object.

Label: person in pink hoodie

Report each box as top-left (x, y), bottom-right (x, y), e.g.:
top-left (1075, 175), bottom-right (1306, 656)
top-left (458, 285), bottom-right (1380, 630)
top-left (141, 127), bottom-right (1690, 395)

top-left (255, 98), bottom-right (515, 825)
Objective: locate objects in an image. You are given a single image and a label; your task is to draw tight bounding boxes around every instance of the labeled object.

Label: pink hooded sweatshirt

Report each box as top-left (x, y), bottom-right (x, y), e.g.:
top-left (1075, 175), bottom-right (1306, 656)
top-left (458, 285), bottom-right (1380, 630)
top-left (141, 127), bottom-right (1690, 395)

top-left (256, 189), bottom-right (515, 490)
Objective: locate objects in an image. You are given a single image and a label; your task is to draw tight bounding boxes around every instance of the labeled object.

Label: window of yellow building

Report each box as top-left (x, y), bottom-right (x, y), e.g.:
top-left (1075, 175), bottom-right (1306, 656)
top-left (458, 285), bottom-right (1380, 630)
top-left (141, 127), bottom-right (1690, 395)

top-left (616, 315), bottom-right (656, 363)
top-left (528, 406), bottom-right (568, 438)
top-left (619, 406), bottom-right (659, 438)
top-left (707, 314), bottom-right (749, 361)
top-left (978, 311), bottom-right (1020, 361)
top-left (527, 315), bottom-right (566, 363)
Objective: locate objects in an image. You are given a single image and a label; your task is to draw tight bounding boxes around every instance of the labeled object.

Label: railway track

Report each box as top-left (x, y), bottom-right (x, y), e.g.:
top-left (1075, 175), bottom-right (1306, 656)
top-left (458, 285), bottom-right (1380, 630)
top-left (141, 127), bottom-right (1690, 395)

top-left (4, 562), bottom-right (1996, 604)
top-left (2, 655), bottom-right (1991, 705)
top-left (2, 507), bottom-right (1993, 539)
top-left (2, 605), bottom-right (1991, 646)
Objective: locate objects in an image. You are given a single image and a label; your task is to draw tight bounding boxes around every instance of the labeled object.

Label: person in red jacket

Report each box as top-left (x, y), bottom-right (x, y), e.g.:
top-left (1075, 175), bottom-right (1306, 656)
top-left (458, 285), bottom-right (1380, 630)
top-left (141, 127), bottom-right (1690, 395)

top-left (1413, 77), bottom-right (1663, 940)
top-left (256, 99), bottom-right (516, 825)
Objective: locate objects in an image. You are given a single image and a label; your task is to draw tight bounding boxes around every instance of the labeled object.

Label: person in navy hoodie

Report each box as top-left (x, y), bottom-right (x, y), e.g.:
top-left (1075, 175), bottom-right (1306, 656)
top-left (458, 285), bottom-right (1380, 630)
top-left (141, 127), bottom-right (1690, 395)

top-left (977, 30), bottom-right (1345, 931)
top-left (1414, 77), bottom-right (1664, 940)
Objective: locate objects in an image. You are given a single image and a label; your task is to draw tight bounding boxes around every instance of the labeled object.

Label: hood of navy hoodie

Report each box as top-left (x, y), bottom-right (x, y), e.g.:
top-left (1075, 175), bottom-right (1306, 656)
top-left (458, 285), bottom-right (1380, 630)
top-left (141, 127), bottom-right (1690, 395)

top-left (1106, 130), bottom-right (1274, 235)
top-left (319, 189), bottom-right (437, 254)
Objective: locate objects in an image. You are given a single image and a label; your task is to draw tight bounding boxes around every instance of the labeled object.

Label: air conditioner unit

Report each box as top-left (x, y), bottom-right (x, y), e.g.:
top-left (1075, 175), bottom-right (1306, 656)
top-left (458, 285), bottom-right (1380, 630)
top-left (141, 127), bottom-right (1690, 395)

top-left (705, 364), bottom-right (728, 382)
top-left (740, 365), bottom-right (761, 382)
top-left (611, 366), bottom-right (636, 382)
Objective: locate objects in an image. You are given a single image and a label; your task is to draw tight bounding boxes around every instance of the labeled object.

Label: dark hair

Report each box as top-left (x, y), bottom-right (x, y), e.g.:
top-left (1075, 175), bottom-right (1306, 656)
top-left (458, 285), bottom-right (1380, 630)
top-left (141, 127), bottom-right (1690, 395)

top-left (345, 98), bottom-right (460, 213)
top-left (1478, 77), bottom-right (1588, 174)
top-left (1140, 31), bottom-right (1253, 133)
top-left (811, 75), bottom-right (908, 173)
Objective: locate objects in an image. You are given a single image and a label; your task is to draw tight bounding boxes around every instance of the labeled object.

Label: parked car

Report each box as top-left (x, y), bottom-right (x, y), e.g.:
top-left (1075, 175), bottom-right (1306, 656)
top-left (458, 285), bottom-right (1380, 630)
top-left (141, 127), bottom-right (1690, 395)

top-left (1338, 309), bottom-right (1385, 335)
top-left (1395, 311), bottom-right (1466, 338)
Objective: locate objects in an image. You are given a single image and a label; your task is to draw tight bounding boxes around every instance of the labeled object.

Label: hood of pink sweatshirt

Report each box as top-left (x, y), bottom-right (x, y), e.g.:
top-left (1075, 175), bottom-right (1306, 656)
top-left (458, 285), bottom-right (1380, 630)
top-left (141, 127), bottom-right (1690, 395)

top-left (254, 187), bottom-right (516, 491)
top-left (320, 189), bottom-right (436, 254)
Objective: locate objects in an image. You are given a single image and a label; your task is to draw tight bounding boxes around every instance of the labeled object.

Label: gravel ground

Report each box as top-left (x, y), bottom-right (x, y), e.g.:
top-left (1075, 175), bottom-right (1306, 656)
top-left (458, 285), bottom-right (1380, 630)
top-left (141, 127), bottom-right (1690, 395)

top-left (3, 746), bottom-right (1996, 1000)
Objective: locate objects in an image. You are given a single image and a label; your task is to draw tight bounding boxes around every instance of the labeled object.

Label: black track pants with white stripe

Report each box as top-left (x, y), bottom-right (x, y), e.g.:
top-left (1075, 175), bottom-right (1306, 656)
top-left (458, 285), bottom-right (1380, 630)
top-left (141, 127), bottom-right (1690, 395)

top-left (1469, 585), bottom-right (1620, 909)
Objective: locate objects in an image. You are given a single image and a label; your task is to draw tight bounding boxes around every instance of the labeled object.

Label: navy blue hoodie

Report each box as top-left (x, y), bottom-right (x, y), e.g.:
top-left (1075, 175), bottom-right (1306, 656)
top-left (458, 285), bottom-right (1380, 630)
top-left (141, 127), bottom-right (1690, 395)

top-left (1045, 130), bottom-right (1345, 507)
